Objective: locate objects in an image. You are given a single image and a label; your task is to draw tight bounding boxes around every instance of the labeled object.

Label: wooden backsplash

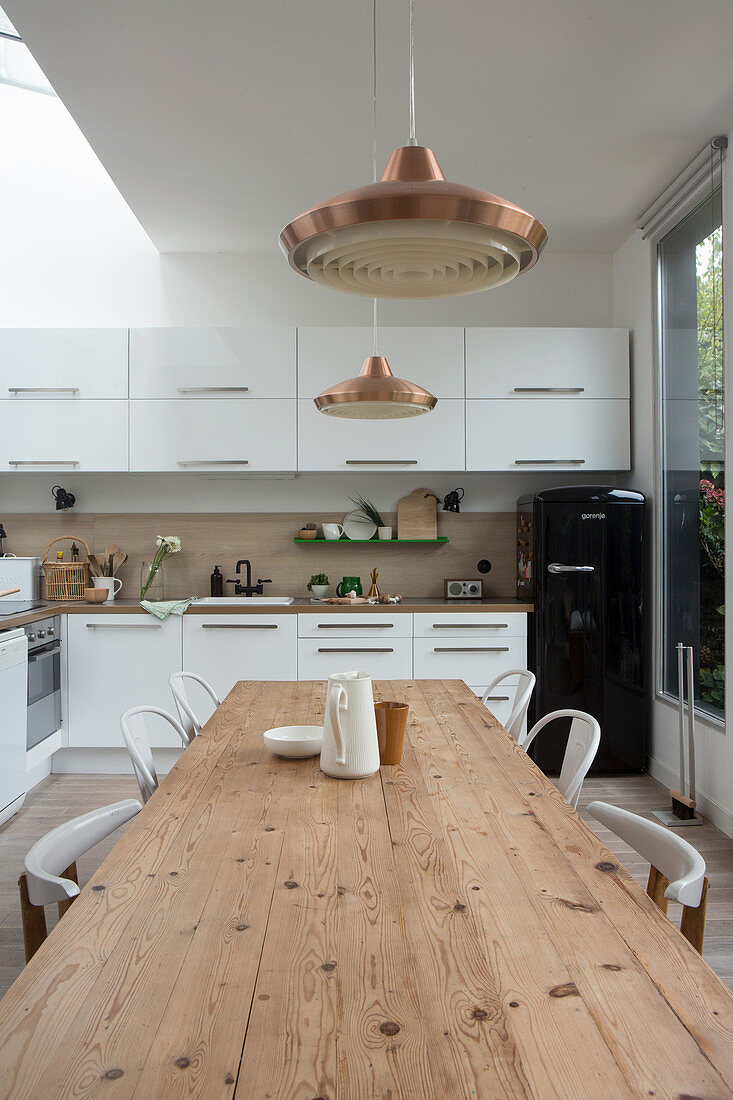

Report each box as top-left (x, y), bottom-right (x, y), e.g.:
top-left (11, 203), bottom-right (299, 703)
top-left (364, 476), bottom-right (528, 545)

top-left (2, 512), bottom-right (516, 599)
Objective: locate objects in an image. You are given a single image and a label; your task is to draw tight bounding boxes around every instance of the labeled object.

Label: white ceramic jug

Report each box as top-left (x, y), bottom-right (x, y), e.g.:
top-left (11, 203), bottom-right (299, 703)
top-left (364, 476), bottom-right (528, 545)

top-left (321, 670), bottom-right (380, 779)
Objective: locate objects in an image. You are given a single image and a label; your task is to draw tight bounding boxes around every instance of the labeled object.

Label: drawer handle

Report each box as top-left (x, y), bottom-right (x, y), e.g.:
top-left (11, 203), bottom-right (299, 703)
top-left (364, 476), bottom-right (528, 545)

top-left (432, 623), bottom-right (508, 629)
top-left (514, 459), bottom-right (585, 466)
top-left (484, 695), bottom-right (510, 701)
top-left (317, 623), bottom-right (394, 629)
top-left (86, 623), bottom-right (162, 630)
top-left (548, 563), bottom-right (594, 574)
top-left (513, 387), bottom-right (584, 394)
top-left (176, 386), bottom-right (249, 394)
top-left (8, 387), bottom-right (80, 394)
top-left (201, 624), bottom-right (278, 629)
top-left (345, 459), bottom-right (418, 465)
top-left (433, 646), bottom-right (510, 653)
top-left (176, 460), bottom-right (249, 467)
top-left (317, 647), bottom-right (394, 653)
top-left (10, 460), bottom-right (80, 467)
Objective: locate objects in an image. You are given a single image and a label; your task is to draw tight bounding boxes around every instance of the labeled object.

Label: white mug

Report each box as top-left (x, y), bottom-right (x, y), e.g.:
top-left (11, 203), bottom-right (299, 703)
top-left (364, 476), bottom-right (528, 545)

top-left (93, 577), bottom-right (122, 603)
top-left (322, 523), bottom-right (345, 541)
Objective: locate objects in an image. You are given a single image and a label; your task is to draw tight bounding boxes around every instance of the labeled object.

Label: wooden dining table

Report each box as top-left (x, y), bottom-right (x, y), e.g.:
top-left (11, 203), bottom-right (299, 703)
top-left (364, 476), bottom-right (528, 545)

top-left (2, 679), bottom-right (733, 1099)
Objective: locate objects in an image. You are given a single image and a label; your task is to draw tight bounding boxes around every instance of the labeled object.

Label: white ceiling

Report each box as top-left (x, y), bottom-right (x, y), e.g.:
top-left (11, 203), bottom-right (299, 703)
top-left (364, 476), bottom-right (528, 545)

top-left (7, 0), bottom-right (733, 254)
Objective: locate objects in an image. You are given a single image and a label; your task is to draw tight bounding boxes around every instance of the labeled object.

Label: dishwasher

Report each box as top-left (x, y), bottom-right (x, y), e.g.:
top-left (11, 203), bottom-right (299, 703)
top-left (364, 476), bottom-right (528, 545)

top-left (0, 628), bottom-right (29, 826)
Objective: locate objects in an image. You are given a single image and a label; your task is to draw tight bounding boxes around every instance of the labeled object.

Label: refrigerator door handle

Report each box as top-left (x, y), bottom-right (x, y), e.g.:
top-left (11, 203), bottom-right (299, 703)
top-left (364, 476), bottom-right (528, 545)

top-left (547, 563), bottom-right (595, 574)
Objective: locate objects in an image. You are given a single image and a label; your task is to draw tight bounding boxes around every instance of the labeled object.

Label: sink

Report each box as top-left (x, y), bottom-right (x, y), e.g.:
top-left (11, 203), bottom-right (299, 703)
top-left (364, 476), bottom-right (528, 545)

top-left (195, 596), bottom-right (295, 606)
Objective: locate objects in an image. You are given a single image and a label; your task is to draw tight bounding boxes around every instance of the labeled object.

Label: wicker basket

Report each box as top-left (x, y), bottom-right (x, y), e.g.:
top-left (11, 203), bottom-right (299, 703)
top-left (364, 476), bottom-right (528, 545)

top-left (42, 536), bottom-right (92, 601)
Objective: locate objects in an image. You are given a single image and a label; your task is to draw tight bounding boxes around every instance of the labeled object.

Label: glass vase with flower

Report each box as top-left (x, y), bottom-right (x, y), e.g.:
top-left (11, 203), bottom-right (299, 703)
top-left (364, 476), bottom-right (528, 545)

top-left (140, 535), bottom-right (182, 601)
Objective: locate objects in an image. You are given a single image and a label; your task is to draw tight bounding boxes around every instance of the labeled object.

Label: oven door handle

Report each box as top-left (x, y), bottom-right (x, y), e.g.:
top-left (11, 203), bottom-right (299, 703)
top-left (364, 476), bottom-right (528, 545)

top-left (28, 645), bottom-right (61, 663)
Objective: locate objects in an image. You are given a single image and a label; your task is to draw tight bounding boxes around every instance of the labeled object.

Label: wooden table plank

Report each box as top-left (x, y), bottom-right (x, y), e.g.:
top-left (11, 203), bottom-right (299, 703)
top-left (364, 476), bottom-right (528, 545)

top-left (405, 680), bottom-right (733, 1099)
top-left (382, 681), bottom-right (635, 1100)
top-left (0, 679), bottom-right (732, 1100)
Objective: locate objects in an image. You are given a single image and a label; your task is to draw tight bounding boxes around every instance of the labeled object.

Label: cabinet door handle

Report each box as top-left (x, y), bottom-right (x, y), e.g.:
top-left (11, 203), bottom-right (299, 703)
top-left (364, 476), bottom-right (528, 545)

top-left (201, 623), bottom-right (278, 629)
top-left (513, 387), bottom-right (584, 394)
top-left (345, 459), bottom-right (418, 466)
top-left (514, 459), bottom-right (585, 465)
top-left (8, 387), bottom-right (80, 395)
top-left (433, 646), bottom-right (510, 653)
top-left (10, 460), bottom-right (80, 467)
top-left (483, 694), bottom-right (510, 701)
top-left (431, 623), bottom-right (508, 629)
top-left (176, 386), bottom-right (249, 394)
top-left (176, 460), bottom-right (249, 467)
top-left (317, 623), bottom-right (394, 629)
top-left (317, 647), bottom-right (394, 654)
top-left (86, 623), bottom-right (162, 629)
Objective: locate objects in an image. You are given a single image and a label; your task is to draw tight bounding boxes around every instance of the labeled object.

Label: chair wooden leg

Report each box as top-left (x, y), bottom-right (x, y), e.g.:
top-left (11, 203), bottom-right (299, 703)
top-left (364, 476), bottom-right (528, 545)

top-left (647, 865), bottom-right (670, 915)
top-left (680, 877), bottom-right (709, 954)
top-left (57, 862), bottom-right (79, 919)
top-left (18, 873), bottom-right (47, 963)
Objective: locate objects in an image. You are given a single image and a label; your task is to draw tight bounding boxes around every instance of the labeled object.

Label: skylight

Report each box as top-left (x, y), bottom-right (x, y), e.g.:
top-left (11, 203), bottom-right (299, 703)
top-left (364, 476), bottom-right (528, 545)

top-left (0, 5), bottom-right (55, 95)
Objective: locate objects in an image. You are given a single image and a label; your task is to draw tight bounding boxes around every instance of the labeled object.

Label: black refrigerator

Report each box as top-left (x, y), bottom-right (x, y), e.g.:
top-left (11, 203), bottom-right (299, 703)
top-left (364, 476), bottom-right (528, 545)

top-left (517, 486), bottom-right (647, 773)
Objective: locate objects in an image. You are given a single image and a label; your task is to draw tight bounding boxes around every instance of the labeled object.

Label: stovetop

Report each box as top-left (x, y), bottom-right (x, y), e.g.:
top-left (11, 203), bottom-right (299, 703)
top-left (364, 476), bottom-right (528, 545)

top-left (0, 600), bottom-right (47, 617)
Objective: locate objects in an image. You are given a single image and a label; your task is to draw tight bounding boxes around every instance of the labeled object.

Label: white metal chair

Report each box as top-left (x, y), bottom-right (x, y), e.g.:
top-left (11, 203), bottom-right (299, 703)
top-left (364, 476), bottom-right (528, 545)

top-left (588, 800), bottom-right (709, 953)
top-left (18, 798), bottom-right (141, 961)
top-left (120, 706), bottom-right (189, 804)
top-left (523, 709), bottom-right (601, 808)
top-left (169, 670), bottom-right (221, 743)
top-left (481, 668), bottom-right (535, 744)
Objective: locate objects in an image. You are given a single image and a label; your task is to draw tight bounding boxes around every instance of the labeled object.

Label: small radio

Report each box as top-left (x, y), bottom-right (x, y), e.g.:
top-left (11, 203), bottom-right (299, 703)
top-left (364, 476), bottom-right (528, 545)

top-left (444, 579), bottom-right (483, 600)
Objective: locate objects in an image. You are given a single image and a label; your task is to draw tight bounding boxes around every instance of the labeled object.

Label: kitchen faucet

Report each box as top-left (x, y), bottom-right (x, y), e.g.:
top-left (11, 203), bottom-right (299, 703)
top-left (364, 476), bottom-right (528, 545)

top-left (227, 559), bottom-right (272, 597)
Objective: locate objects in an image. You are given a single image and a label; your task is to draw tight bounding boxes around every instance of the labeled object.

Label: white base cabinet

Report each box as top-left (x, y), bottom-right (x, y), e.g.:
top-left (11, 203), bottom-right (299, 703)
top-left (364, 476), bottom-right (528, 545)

top-left (66, 615), bottom-right (183, 747)
top-left (64, 610), bottom-right (529, 750)
top-left (183, 615), bottom-right (297, 703)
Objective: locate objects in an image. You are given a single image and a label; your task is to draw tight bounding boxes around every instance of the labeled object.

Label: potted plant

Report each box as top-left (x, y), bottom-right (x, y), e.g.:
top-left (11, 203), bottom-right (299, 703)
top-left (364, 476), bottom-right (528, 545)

top-left (349, 494), bottom-right (391, 540)
top-left (307, 573), bottom-right (330, 598)
top-left (298, 522), bottom-right (318, 540)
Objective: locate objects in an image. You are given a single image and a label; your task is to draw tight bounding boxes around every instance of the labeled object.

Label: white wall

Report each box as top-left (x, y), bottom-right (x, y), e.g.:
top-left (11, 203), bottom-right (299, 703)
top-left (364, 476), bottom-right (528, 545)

top-left (612, 146), bottom-right (732, 834)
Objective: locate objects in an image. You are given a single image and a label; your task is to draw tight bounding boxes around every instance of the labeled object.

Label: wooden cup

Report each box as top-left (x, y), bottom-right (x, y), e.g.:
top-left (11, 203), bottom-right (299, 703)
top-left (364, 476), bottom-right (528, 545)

top-left (375, 701), bottom-right (409, 765)
top-left (84, 587), bottom-right (107, 604)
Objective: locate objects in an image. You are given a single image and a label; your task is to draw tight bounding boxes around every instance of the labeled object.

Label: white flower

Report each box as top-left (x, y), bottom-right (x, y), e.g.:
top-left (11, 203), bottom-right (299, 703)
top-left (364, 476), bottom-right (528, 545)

top-left (156, 535), bottom-right (182, 554)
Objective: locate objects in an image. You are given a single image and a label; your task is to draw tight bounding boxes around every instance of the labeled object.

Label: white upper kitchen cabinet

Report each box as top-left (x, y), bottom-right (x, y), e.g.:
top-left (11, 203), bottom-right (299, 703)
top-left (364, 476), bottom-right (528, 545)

top-left (183, 615), bottom-right (297, 701)
top-left (129, 328), bottom-right (296, 398)
top-left (466, 398), bottom-right (630, 471)
top-left (0, 329), bottom-right (128, 399)
top-left (298, 398), bottom-right (465, 471)
top-left (67, 615), bottom-right (183, 748)
top-left (0, 401), bottom-right (128, 472)
top-left (130, 399), bottom-right (296, 471)
top-left (298, 328), bottom-right (465, 398)
top-left (466, 328), bottom-right (629, 398)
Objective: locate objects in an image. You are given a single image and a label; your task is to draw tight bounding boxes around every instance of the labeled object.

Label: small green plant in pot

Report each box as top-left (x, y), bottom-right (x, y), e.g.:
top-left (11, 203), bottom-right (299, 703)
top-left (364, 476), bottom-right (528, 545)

top-left (307, 573), bottom-right (330, 598)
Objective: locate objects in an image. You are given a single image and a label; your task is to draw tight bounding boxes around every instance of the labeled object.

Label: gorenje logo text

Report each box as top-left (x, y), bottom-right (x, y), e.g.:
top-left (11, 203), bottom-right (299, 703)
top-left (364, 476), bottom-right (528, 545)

top-left (581, 512), bottom-right (606, 520)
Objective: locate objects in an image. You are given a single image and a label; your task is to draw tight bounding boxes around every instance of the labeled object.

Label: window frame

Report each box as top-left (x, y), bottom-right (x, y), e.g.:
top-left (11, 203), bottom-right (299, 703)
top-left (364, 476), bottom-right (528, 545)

top-left (652, 168), bottom-right (725, 725)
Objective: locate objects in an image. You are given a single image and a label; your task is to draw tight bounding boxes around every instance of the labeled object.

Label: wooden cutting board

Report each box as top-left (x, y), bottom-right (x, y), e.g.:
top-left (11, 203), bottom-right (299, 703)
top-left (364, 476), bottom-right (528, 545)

top-left (397, 488), bottom-right (440, 539)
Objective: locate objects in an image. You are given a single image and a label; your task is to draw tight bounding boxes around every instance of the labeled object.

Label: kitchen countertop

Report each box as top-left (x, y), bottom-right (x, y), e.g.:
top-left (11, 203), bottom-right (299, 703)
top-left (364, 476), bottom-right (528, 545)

top-left (0, 596), bottom-right (533, 629)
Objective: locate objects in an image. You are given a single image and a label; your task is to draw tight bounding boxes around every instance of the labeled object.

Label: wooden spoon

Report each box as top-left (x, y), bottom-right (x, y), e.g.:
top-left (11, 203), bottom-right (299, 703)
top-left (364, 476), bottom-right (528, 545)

top-left (111, 550), bottom-right (127, 576)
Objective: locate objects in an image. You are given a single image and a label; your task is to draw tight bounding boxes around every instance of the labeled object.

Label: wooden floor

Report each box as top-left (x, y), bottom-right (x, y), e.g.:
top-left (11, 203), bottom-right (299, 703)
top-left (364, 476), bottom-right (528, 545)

top-left (1, 770), bottom-right (732, 1000)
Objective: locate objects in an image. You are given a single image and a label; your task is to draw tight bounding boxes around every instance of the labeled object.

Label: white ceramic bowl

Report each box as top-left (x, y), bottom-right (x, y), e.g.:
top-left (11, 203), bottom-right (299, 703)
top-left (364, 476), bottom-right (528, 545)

top-left (263, 724), bottom-right (323, 758)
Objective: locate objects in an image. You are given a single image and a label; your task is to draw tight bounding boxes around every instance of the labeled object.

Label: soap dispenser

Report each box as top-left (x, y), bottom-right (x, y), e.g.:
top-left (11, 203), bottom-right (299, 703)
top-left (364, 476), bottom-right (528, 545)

top-left (210, 565), bottom-right (223, 597)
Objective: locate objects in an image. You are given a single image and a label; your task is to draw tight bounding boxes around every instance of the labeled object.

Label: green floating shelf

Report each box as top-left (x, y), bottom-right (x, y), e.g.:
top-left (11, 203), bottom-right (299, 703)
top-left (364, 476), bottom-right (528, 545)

top-left (293, 536), bottom-right (449, 545)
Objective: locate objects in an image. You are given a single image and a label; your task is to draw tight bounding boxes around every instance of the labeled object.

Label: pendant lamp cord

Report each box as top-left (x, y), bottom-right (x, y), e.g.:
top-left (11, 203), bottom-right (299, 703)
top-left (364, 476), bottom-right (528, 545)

top-left (373, 0), bottom-right (379, 355)
top-left (408, 0), bottom-right (417, 145)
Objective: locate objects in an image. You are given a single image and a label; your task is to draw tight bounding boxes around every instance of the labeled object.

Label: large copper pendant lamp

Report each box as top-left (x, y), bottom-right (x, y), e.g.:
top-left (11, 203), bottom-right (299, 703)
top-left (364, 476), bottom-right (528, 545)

top-left (280, 0), bottom-right (547, 299)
